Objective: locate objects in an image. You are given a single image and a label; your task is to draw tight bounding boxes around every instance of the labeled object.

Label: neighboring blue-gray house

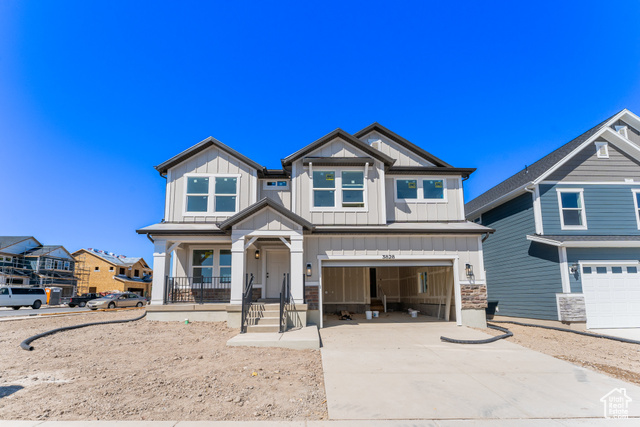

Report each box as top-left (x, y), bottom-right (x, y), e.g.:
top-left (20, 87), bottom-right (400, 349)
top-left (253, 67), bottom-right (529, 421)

top-left (466, 109), bottom-right (640, 329)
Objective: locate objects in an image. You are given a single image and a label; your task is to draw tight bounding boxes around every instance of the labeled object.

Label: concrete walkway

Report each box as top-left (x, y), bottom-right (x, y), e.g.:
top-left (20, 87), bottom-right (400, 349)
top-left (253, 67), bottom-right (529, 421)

top-left (319, 313), bottom-right (640, 420)
top-left (1, 419), bottom-right (639, 426)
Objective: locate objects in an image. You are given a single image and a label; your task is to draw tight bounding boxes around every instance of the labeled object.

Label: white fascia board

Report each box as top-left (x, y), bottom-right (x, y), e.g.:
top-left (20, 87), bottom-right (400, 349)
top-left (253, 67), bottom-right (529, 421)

top-left (534, 111), bottom-right (628, 185)
top-left (466, 182), bottom-right (534, 219)
top-left (620, 109), bottom-right (640, 131)
top-left (527, 234), bottom-right (640, 248)
top-left (600, 128), bottom-right (640, 158)
top-left (526, 235), bottom-right (563, 246)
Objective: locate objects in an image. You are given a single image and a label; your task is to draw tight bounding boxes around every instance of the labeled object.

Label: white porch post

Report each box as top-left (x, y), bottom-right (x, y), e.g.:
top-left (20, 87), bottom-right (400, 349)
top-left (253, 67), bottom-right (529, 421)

top-left (290, 235), bottom-right (304, 304)
top-left (230, 234), bottom-right (246, 305)
top-left (150, 239), bottom-right (170, 305)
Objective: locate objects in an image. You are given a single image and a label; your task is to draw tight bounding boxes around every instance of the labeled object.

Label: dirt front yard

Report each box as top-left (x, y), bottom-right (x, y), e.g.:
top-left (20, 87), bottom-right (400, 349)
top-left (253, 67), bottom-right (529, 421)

top-left (0, 310), bottom-right (327, 421)
top-left (485, 322), bottom-right (640, 385)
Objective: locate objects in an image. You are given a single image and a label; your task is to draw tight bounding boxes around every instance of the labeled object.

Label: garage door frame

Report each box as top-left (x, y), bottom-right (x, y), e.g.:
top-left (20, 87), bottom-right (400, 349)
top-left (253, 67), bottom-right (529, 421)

top-left (579, 260), bottom-right (640, 329)
top-left (317, 254), bottom-right (462, 328)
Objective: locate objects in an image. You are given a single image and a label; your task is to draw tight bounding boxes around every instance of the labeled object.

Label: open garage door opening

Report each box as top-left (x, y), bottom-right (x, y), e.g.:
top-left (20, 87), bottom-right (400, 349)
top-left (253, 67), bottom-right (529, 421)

top-left (322, 264), bottom-right (456, 322)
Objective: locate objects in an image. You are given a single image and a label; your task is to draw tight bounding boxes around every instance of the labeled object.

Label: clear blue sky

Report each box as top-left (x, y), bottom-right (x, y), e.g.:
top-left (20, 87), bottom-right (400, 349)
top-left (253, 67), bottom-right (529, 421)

top-left (1, 1), bottom-right (640, 263)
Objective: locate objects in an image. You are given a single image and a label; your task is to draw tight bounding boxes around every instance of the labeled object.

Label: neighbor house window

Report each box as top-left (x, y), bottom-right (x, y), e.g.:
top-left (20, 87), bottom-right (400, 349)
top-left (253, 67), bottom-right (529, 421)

top-left (192, 250), bottom-right (214, 279)
top-left (186, 177), bottom-right (209, 212)
top-left (45, 259), bottom-right (52, 269)
top-left (396, 178), bottom-right (447, 202)
top-left (109, 266), bottom-right (114, 272)
top-left (134, 269), bottom-right (140, 277)
top-left (214, 177), bottom-right (237, 212)
top-left (94, 266), bottom-right (100, 272)
top-left (557, 189), bottom-right (587, 229)
top-left (263, 180), bottom-right (289, 190)
top-left (313, 171), bottom-right (335, 208)
top-left (220, 250), bottom-right (231, 283)
top-left (119, 267), bottom-right (125, 275)
top-left (64, 261), bottom-right (70, 270)
top-left (632, 189), bottom-right (640, 229)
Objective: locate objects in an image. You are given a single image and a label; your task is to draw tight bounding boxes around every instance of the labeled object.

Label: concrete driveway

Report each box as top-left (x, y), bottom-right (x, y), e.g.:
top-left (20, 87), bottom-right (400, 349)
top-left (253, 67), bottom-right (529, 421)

top-left (320, 313), bottom-right (640, 420)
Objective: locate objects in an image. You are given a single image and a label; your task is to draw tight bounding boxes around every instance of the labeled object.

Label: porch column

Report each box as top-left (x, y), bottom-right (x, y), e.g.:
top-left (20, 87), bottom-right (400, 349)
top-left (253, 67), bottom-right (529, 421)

top-left (230, 234), bottom-right (246, 305)
top-left (290, 235), bottom-right (304, 304)
top-left (150, 239), bottom-right (170, 305)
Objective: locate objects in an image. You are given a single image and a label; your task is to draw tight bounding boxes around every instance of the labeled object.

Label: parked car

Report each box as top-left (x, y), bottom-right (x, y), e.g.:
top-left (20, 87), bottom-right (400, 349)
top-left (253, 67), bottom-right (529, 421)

top-left (68, 293), bottom-right (101, 308)
top-left (0, 286), bottom-right (46, 310)
top-left (86, 292), bottom-right (147, 310)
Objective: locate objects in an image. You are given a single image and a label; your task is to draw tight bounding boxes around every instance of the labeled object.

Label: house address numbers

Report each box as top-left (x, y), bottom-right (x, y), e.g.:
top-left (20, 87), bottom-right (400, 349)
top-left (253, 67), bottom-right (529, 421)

top-left (382, 254), bottom-right (396, 259)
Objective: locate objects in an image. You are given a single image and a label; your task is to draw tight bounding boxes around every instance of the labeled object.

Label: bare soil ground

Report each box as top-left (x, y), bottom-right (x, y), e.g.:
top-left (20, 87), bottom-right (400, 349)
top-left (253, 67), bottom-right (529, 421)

top-left (484, 322), bottom-right (640, 385)
top-left (0, 310), bottom-right (327, 421)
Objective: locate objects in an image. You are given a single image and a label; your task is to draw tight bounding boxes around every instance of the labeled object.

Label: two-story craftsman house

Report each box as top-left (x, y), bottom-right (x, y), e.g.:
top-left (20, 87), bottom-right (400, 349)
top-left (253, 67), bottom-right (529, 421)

top-left (138, 123), bottom-right (492, 331)
top-left (466, 109), bottom-right (640, 329)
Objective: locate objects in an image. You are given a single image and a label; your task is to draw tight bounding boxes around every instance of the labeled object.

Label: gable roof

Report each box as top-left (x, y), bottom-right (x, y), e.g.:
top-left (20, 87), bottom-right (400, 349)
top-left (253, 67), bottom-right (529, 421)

top-left (23, 245), bottom-right (73, 259)
top-left (73, 248), bottom-right (145, 267)
top-left (465, 110), bottom-right (625, 217)
top-left (155, 136), bottom-right (265, 176)
top-left (281, 128), bottom-right (395, 167)
top-left (0, 236), bottom-right (40, 251)
top-left (353, 122), bottom-right (453, 168)
top-left (219, 198), bottom-right (314, 231)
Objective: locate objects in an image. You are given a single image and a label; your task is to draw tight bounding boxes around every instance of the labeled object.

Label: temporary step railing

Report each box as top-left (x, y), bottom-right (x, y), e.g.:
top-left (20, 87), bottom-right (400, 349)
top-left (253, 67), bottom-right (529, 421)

top-left (279, 273), bottom-right (290, 333)
top-left (377, 282), bottom-right (387, 313)
top-left (240, 273), bottom-right (255, 334)
top-left (165, 276), bottom-right (231, 304)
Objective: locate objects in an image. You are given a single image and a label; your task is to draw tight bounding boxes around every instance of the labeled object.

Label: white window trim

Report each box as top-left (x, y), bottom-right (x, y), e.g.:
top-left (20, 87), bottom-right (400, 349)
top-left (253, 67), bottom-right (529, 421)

top-left (595, 141), bottom-right (609, 159)
top-left (183, 173), bottom-right (241, 217)
top-left (632, 189), bottom-right (640, 230)
top-left (557, 188), bottom-right (588, 230)
top-left (394, 177), bottom-right (448, 203)
top-left (262, 180), bottom-right (290, 190)
top-left (310, 168), bottom-right (368, 212)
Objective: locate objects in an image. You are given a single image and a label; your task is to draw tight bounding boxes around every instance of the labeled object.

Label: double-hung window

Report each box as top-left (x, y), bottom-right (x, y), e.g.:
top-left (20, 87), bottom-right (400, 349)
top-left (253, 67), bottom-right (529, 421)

top-left (312, 169), bottom-right (366, 209)
top-left (632, 189), bottom-right (640, 229)
top-left (557, 189), bottom-right (587, 229)
top-left (185, 175), bottom-right (239, 215)
top-left (192, 250), bottom-right (214, 280)
top-left (395, 178), bottom-right (446, 202)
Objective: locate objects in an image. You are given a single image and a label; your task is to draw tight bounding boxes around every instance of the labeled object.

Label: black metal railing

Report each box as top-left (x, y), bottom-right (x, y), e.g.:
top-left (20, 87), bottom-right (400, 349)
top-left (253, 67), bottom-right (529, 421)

top-left (164, 276), bottom-right (231, 304)
top-left (279, 273), bottom-right (290, 333)
top-left (240, 273), bottom-right (254, 333)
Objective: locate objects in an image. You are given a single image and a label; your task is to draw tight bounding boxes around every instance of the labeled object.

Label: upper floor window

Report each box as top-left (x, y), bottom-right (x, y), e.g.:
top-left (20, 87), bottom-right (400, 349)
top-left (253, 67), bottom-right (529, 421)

top-left (119, 267), bottom-right (125, 275)
top-left (395, 178), bottom-right (446, 202)
top-left (185, 175), bottom-right (239, 215)
top-left (312, 169), bottom-right (366, 210)
top-left (557, 189), bottom-right (587, 230)
top-left (595, 141), bottom-right (609, 159)
top-left (263, 180), bottom-right (289, 190)
top-left (134, 269), bottom-right (140, 277)
top-left (632, 189), bottom-right (640, 230)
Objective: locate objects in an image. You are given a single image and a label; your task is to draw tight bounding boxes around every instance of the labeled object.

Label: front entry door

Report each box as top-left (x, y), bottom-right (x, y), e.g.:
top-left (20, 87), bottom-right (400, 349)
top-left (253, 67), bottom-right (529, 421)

top-left (266, 250), bottom-right (289, 299)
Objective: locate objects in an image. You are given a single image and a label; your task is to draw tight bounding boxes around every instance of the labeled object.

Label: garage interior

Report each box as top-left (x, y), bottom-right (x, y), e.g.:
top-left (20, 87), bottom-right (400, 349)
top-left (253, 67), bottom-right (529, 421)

top-left (322, 265), bottom-right (455, 321)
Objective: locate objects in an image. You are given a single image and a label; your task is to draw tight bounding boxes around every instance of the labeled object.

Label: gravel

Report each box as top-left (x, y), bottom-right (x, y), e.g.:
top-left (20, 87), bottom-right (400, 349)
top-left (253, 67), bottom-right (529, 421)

top-left (0, 311), bottom-right (327, 421)
top-left (484, 322), bottom-right (640, 385)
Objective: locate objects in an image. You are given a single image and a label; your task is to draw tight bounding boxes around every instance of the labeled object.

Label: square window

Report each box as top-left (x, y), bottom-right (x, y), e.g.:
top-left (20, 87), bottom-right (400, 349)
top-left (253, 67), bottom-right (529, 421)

top-left (109, 267), bottom-right (114, 272)
top-left (314, 190), bottom-right (335, 207)
top-left (187, 177), bottom-right (209, 194)
top-left (186, 177), bottom-right (209, 213)
top-left (215, 177), bottom-right (237, 194)
top-left (423, 180), bottom-right (444, 199)
top-left (313, 171), bottom-right (335, 188)
top-left (215, 196), bottom-right (236, 212)
top-left (397, 180), bottom-right (418, 199)
top-left (187, 196), bottom-right (208, 212)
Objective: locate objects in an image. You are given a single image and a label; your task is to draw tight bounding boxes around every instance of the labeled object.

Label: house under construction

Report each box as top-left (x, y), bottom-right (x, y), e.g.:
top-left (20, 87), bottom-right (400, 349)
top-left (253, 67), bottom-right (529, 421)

top-left (0, 236), bottom-right (86, 298)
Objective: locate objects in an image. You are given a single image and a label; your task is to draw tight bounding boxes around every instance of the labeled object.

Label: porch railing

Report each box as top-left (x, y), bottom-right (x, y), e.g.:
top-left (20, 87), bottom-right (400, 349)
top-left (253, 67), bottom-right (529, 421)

top-left (241, 273), bottom-right (255, 333)
top-left (279, 273), bottom-right (290, 333)
top-left (164, 276), bottom-right (231, 304)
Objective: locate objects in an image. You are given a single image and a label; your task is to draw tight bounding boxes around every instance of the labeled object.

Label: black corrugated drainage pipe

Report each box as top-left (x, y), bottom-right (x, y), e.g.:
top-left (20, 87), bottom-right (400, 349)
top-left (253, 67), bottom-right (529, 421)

top-left (20, 311), bottom-right (146, 351)
top-left (491, 320), bottom-right (640, 345)
top-left (440, 323), bottom-right (513, 344)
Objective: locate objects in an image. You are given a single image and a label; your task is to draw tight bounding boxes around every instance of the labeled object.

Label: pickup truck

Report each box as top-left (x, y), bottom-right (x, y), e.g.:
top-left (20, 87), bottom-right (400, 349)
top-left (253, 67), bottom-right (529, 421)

top-left (68, 293), bottom-right (101, 307)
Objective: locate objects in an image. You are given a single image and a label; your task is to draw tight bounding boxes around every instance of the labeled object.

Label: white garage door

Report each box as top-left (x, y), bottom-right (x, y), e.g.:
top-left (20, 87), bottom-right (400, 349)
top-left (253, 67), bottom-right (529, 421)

top-left (581, 263), bottom-right (640, 329)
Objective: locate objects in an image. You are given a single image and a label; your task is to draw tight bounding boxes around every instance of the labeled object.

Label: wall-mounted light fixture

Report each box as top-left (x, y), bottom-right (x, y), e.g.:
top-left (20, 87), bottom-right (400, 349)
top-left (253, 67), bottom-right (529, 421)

top-left (465, 263), bottom-right (474, 279)
top-left (254, 250), bottom-right (260, 260)
top-left (306, 263), bottom-right (312, 277)
top-left (570, 263), bottom-right (579, 274)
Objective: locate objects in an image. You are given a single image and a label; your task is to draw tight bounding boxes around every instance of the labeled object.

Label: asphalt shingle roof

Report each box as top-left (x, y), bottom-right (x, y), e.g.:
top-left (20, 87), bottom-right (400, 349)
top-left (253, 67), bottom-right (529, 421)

top-left (0, 236), bottom-right (35, 250)
top-left (465, 111), bottom-right (622, 217)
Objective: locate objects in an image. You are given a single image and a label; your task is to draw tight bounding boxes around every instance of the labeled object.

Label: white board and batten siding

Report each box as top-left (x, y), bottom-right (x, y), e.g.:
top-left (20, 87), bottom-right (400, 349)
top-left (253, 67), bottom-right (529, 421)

top-left (166, 145), bottom-right (258, 222)
top-left (303, 235), bottom-right (483, 283)
top-left (356, 130), bottom-right (436, 167)
top-left (257, 181), bottom-right (291, 209)
top-left (235, 208), bottom-right (302, 232)
top-left (385, 177), bottom-right (465, 222)
top-left (293, 137), bottom-right (386, 225)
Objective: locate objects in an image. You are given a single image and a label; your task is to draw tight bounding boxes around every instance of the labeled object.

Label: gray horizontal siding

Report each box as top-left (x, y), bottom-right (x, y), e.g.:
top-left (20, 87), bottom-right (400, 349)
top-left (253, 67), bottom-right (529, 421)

top-left (483, 193), bottom-right (562, 320)
top-left (567, 247), bottom-right (640, 293)
top-left (540, 184), bottom-right (640, 235)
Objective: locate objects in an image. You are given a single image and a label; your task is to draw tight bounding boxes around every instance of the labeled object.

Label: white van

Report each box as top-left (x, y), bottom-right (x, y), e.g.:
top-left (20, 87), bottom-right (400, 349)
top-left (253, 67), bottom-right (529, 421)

top-left (0, 287), bottom-right (45, 310)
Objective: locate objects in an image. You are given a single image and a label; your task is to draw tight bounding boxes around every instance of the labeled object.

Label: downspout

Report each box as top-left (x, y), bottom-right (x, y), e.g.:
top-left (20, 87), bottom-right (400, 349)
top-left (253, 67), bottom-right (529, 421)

top-left (146, 234), bottom-right (154, 244)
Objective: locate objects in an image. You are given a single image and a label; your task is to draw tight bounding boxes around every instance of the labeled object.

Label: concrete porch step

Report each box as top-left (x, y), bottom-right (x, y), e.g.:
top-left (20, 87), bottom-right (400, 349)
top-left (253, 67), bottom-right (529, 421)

top-left (249, 309), bottom-right (280, 318)
top-left (246, 324), bottom-right (281, 333)
top-left (252, 317), bottom-right (280, 326)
